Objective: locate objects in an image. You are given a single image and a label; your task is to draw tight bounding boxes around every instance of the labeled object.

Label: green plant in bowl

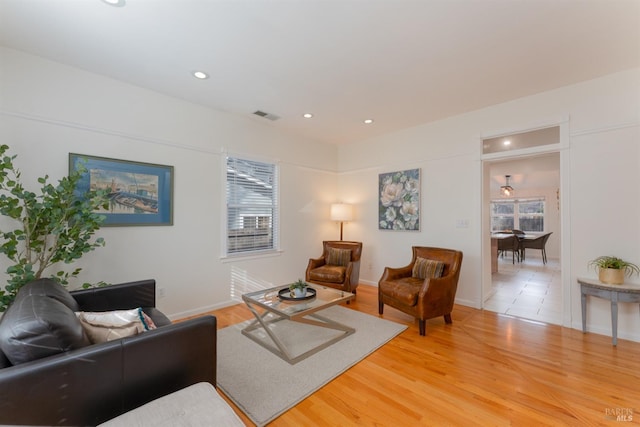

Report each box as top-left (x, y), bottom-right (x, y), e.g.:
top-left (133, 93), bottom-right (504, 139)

top-left (588, 256), bottom-right (640, 284)
top-left (289, 279), bottom-right (308, 297)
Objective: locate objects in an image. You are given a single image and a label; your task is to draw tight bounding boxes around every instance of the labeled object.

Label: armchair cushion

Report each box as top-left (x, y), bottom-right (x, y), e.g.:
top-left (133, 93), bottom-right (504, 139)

top-left (379, 277), bottom-right (423, 306)
top-left (308, 265), bottom-right (346, 283)
top-left (326, 247), bottom-right (351, 266)
top-left (412, 257), bottom-right (445, 280)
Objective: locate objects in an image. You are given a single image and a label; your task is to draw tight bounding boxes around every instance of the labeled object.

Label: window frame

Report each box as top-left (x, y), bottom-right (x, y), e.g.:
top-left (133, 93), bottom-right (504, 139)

top-left (490, 197), bottom-right (545, 233)
top-left (223, 154), bottom-right (280, 258)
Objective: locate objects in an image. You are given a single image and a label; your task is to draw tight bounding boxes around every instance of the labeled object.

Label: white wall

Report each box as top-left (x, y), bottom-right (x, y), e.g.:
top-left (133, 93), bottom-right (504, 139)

top-left (0, 47), bottom-right (340, 319)
top-left (2, 46), bottom-right (639, 343)
top-left (338, 68), bottom-right (640, 342)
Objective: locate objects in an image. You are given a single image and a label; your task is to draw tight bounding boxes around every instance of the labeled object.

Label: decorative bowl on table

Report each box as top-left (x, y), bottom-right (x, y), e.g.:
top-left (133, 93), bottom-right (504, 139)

top-left (278, 287), bottom-right (316, 301)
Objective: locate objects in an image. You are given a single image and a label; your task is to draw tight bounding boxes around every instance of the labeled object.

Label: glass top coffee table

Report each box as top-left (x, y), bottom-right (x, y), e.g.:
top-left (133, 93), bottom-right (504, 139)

top-left (242, 284), bottom-right (355, 364)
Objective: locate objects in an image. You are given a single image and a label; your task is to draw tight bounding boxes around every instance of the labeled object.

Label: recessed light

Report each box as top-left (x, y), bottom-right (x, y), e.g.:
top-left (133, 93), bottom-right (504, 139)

top-left (193, 71), bottom-right (209, 80)
top-left (303, 113), bottom-right (314, 119)
top-left (503, 140), bottom-right (511, 146)
top-left (364, 119), bottom-right (374, 124)
top-left (101, 0), bottom-right (126, 6)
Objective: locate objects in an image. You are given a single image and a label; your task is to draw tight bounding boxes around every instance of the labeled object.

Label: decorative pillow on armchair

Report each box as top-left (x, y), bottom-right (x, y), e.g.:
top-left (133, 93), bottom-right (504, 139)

top-left (326, 247), bottom-right (351, 266)
top-left (76, 308), bottom-right (157, 344)
top-left (412, 257), bottom-right (445, 280)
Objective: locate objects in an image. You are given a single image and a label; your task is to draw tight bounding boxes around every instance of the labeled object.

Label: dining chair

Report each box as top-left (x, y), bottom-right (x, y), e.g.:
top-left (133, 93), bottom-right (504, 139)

top-left (497, 235), bottom-right (520, 264)
top-left (520, 232), bottom-right (553, 264)
top-left (511, 229), bottom-right (525, 259)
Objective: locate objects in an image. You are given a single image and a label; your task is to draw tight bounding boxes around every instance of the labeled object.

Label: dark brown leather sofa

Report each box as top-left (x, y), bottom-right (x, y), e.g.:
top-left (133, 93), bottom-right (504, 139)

top-left (0, 279), bottom-right (216, 426)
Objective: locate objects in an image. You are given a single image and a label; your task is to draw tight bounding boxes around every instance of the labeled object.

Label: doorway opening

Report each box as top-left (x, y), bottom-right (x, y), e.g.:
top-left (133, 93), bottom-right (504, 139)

top-left (481, 125), bottom-right (567, 326)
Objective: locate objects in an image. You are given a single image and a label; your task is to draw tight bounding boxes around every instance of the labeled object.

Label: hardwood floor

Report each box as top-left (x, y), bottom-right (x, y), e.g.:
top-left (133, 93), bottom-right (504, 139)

top-left (205, 285), bottom-right (640, 426)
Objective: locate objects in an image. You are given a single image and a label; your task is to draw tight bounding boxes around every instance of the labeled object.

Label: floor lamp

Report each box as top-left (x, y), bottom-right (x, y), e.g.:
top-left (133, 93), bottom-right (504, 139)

top-left (330, 203), bottom-right (353, 241)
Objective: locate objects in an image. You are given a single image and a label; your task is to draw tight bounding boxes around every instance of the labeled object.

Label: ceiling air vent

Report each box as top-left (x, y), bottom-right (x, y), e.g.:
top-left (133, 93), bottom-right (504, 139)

top-left (253, 110), bottom-right (280, 121)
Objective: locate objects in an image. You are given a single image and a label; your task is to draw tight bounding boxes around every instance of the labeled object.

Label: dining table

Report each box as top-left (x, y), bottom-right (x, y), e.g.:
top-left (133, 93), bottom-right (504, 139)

top-left (490, 232), bottom-right (537, 273)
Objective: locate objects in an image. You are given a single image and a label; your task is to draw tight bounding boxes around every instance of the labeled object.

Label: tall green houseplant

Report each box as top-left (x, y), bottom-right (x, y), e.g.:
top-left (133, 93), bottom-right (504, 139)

top-left (0, 145), bottom-right (108, 311)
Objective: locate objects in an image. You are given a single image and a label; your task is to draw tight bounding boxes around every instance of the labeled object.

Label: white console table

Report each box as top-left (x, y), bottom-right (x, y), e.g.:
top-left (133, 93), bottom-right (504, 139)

top-left (578, 277), bottom-right (640, 346)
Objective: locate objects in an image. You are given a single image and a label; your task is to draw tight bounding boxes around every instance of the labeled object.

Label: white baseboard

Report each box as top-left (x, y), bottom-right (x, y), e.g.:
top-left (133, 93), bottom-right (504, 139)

top-left (570, 320), bottom-right (640, 344)
top-left (167, 299), bottom-right (239, 321)
top-left (454, 297), bottom-right (481, 309)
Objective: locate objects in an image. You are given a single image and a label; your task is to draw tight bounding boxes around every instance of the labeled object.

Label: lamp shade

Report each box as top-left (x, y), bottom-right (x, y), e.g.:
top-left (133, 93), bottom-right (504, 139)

top-left (330, 203), bottom-right (353, 222)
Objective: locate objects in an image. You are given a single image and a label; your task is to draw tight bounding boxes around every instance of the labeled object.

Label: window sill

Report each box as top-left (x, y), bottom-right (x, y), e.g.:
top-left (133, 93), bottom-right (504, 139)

top-left (220, 250), bottom-right (283, 263)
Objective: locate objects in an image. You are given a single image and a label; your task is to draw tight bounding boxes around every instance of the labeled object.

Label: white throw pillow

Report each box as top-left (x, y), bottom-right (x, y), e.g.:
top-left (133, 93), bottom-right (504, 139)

top-left (76, 308), bottom-right (156, 344)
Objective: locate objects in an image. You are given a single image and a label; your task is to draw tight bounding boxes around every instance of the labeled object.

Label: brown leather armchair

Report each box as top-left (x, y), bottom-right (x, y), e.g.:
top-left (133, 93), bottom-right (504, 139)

top-left (378, 246), bottom-right (463, 336)
top-left (306, 241), bottom-right (362, 295)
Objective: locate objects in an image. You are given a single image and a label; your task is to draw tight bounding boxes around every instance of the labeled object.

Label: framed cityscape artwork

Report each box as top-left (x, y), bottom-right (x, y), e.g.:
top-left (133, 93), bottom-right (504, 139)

top-left (69, 154), bottom-right (173, 226)
top-left (378, 168), bottom-right (420, 231)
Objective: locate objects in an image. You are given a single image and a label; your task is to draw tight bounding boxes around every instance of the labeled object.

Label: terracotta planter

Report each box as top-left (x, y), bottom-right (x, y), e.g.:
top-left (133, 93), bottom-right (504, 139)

top-left (598, 268), bottom-right (625, 285)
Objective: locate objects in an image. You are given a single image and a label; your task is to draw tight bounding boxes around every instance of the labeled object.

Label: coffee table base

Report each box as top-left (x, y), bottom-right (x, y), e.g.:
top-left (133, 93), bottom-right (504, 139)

top-left (242, 302), bottom-right (355, 364)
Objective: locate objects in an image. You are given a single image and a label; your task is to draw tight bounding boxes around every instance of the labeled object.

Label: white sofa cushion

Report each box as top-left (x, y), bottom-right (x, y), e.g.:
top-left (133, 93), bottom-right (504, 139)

top-left (97, 382), bottom-right (243, 427)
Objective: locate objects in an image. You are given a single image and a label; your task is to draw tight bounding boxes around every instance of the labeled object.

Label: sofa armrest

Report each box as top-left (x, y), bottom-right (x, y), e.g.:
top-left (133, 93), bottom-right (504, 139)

top-left (120, 316), bottom-right (217, 416)
top-left (72, 279), bottom-right (157, 311)
top-left (0, 315), bottom-right (216, 426)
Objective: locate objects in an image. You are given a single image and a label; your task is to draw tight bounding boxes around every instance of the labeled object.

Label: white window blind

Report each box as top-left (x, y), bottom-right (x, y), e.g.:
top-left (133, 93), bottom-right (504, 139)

top-left (225, 156), bottom-right (278, 255)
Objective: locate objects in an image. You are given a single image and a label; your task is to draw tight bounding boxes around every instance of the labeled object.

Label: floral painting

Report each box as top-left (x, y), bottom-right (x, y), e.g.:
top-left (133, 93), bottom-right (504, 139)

top-left (378, 168), bottom-right (420, 230)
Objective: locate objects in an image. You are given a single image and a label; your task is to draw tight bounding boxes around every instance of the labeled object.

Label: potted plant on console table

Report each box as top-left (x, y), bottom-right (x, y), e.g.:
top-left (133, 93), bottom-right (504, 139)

top-left (588, 255), bottom-right (640, 285)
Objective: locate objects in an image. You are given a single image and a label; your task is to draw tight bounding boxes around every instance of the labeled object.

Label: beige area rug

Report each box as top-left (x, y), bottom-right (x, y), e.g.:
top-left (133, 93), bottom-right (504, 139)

top-left (216, 305), bottom-right (407, 426)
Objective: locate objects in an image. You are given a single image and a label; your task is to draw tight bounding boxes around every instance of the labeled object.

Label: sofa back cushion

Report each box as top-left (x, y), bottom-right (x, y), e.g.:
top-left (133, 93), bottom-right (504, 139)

top-left (0, 294), bottom-right (90, 365)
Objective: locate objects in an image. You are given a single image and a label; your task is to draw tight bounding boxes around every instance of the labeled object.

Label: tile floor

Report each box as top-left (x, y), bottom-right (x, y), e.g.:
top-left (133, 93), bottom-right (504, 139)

top-left (484, 255), bottom-right (562, 325)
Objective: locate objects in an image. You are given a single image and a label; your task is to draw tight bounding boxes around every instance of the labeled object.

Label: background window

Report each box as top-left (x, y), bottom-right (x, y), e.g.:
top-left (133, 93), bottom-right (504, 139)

top-left (518, 200), bottom-right (544, 232)
top-left (225, 156), bottom-right (278, 255)
top-left (491, 198), bottom-right (544, 233)
top-left (490, 202), bottom-right (515, 231)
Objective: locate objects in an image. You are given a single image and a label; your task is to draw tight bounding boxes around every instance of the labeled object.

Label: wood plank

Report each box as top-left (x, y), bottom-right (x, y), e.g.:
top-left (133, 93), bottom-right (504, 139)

top-left (197, 284), bottom-right (640, 426)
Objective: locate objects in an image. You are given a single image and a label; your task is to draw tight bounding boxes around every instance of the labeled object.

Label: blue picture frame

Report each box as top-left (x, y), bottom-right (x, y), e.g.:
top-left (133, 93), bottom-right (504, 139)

top-left (69, 153), bottom-right (174, 226)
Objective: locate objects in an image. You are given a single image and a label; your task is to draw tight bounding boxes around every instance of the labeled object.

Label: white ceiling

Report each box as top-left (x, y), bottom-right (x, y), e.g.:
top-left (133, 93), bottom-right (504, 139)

top-left (1, 0), bottom-right (638, 145)
top-left (490, 152), bottom-right (560, 194)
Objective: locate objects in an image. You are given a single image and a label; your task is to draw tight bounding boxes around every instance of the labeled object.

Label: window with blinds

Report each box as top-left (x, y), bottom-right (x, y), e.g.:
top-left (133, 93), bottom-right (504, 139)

top-left (225, 156), bottom-right (278, 255)
top-left (490, 198), bottom-right (545, 233)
